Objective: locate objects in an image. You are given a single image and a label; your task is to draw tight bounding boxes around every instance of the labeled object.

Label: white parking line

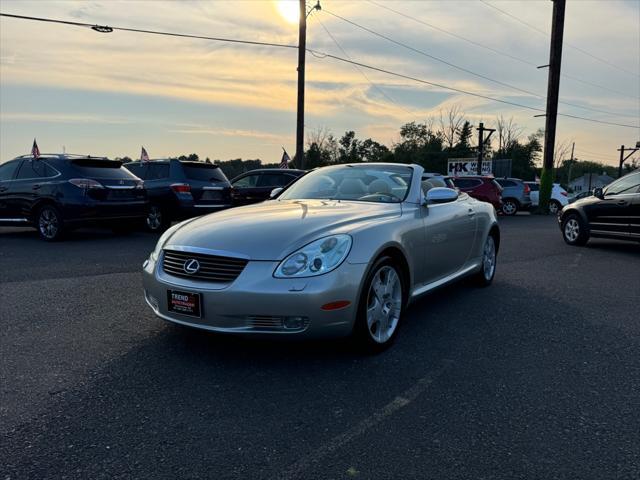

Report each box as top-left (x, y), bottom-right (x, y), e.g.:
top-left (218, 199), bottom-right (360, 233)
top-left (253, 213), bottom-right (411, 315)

top-left (276, 360), bottom-right (453, 480)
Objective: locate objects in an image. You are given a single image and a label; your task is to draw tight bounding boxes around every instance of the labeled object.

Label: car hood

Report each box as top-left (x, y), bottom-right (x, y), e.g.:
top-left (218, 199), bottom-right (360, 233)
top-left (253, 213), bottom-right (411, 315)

top-left (164, 199), bottom-right (402, 260)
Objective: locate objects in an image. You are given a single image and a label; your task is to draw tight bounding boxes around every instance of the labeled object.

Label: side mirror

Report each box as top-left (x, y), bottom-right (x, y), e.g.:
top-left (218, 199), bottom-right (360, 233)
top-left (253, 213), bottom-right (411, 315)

top-left (424, 187), bottom-right (458, 205)
top-left (593, 187), bottom-right (604, 199)
top-left (270, 187), bottom-right (283, 199)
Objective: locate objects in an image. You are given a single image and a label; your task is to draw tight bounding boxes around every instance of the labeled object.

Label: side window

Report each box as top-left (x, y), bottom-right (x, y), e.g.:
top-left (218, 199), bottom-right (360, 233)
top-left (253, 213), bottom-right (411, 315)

top-left (147, 164), bottom-right (170, 180)
top-left (125, 163), bottom-right (147, 179)
top-left (31, 161), bottom-right (57, 178)
top-left (15, 160), bottom-right (47, 179)
top-left (0, 161), bottom-right (20, 181)
top-left (604, 173), bottom-right (640, 196)
top-left (528, 183), bottom-right (539, 191)
top-left (257, 173), bottom-right (290, 188)
top-left (453, 178), bottom-right (481, 189)
top-left (233, 174), bottom-right (259, 188)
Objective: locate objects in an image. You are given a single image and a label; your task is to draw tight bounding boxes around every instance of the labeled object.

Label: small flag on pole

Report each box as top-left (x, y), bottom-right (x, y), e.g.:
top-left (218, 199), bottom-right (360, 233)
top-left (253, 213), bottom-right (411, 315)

top-left (141, 146), bottom-right (150, 162)
top-left (31, 139), bottom-right (40, 159)
top-left (279, 147), bottom-right (291, 169)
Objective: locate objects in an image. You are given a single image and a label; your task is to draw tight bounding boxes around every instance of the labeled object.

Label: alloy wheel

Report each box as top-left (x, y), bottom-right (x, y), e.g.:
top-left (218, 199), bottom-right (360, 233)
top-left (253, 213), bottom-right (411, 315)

top-left (147, 206), bottom-right (163, 231)
top-left (39, 208), bottom-right (59, 240)
top-left (549, 202), bottom-right (560, 214)
top-left (483, 235), bottom-right (496, 281)
top-left (502, 200), bottom-right (517, 215)
top-left (366, 265), bottom-right (402, 344)
top-left (564, 218), bottom-right (580, 242)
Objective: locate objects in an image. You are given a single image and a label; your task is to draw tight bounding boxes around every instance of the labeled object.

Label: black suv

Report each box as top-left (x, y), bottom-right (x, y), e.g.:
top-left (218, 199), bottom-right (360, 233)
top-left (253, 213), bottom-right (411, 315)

top-left (124, 159), bottom-right (232, 231)
top-left (0, 154), bottom-right (147, 241)
top-left (230, 168), bottom-right (305, 206)
top-left (559, 169), bottom-right (640, 245)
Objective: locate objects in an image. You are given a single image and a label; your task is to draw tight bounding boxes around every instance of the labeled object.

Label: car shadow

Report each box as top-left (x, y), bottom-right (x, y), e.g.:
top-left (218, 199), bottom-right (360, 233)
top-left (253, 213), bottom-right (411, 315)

top-left (585, 239), bottom-right (640, 254)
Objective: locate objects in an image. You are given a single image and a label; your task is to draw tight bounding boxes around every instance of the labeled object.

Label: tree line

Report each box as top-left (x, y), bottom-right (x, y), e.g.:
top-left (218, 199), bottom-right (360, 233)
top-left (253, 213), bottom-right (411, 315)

top-left (116, 107), bottom-right (635, 186)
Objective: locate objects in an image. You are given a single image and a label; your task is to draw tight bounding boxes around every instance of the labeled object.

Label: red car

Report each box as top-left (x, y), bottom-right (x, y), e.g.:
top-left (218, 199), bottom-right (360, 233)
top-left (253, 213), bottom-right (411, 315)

top-left (451, 176), bottom-right (503, 211)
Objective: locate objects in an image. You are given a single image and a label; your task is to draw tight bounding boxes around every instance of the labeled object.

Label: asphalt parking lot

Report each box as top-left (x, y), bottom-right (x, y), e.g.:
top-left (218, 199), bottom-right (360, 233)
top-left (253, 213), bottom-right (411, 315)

top-left (1, 215), bottom-right (639, 479)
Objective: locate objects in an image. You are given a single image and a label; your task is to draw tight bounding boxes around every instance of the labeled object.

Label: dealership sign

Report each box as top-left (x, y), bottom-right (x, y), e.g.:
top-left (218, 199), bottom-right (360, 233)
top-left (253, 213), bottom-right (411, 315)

top-left (448, 158), bottom-right (492, 177)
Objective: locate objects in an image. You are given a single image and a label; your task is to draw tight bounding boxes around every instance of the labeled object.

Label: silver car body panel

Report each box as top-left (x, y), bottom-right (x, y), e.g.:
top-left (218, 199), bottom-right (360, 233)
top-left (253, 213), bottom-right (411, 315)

top-left (142, 163), bottom-right (499, 337)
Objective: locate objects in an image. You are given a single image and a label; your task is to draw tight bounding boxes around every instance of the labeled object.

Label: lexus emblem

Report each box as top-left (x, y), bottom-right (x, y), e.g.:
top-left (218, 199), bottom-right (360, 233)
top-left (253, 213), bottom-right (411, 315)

top-left (183, 259), bottom-right (200, 274)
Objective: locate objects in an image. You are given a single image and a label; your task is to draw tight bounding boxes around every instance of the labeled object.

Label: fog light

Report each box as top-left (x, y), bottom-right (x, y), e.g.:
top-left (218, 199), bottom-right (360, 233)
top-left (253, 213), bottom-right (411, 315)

top-left (284, 316), bottom-right (308, 330)
top-left (145, 291), bottom-right (159, 311)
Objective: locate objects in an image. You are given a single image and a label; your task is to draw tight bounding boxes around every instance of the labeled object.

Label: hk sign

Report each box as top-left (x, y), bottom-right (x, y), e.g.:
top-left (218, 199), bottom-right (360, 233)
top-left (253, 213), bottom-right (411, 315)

top-left (448, 159), bottom-right (492, 177)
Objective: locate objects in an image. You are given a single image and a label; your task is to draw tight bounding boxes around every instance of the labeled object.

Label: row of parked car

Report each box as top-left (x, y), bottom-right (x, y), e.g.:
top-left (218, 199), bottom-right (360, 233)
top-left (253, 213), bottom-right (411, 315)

top-left (421, 173), bottom-right (569, 216)
top-left (0, 154), bottom-right (305, 240)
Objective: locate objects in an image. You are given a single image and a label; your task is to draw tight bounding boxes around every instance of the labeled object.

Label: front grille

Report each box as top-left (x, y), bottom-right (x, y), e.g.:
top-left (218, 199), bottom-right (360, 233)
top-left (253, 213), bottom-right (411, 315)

top-left (162, 249), bottom-right (248, 283)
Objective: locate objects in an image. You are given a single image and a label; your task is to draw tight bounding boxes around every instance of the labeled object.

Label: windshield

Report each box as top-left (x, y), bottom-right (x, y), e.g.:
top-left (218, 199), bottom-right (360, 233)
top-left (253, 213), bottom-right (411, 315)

top-left (279, 165), bottom-right (413, 203)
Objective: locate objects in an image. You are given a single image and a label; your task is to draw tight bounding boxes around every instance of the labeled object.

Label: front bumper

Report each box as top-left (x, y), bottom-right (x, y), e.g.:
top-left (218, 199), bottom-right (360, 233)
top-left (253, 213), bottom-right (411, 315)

top-left (142, 254), bottom-right (367, 338)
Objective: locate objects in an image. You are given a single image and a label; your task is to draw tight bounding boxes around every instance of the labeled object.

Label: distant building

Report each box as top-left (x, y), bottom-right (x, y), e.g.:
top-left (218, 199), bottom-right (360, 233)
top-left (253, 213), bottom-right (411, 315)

top-left (569, 173), bottom-right (614, 192)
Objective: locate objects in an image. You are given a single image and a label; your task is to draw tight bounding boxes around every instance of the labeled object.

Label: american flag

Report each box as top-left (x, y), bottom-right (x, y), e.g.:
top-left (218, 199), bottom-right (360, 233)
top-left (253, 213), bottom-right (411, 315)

top-left (279, 148), bottom-right (291, 169)
top-left (31, 139), bottom-right (40, 159)
top-left (140, 146), bottom-right (150, 162)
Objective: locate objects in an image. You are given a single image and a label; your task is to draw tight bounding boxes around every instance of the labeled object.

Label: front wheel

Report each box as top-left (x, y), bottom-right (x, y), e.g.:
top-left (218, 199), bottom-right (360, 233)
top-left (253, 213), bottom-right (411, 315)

top-left (36, 205), bottom-right (65, 241)
top-left (353, 257), bottom-right (405, 354)
top-left (561, 213), bottom-right (589, 246)
top-left (501, 199), bottom-right (518, 216)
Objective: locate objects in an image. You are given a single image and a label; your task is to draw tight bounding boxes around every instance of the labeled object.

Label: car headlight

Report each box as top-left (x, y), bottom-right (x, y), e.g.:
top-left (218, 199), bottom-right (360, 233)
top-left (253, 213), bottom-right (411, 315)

top-left (274, 234), bottom-right (352, 278)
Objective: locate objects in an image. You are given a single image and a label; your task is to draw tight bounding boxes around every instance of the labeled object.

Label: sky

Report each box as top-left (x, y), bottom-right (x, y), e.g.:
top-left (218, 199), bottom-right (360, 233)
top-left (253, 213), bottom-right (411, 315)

top-left (1, 0), bottom-right (639, 166)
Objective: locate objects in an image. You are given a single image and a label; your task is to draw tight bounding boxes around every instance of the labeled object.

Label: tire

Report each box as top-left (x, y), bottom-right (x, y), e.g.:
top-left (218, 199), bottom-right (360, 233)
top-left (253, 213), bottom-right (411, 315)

top-left (146, 205), bottom-right (169, 232)
top-left (561, 213), bottom-right (589, 246)
top-left (35, 204), bottom-right (65, 241)
top-left (549, 200), bottom-right (561, 215)
top-left (352, 256), bottom-right (406, 354)
top-left (501, 199), bottom-right (518, 216)
top-left (472, 233), bottom-right (498, 287)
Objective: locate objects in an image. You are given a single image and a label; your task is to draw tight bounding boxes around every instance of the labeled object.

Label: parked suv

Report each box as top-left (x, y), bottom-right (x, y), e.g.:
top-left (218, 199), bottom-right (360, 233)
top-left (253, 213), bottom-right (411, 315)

top-left (450, 176), bottom-right (502, 211)
top-left (0, 154), bottom-right (147, 241)
top-left (231, 168), bottom-right (305, 206)
top-left (559, 170), bottom-right (640, 245)
top-left (124, 159), bottom-right (232, 231)
top-left (494, 178), bottom-right (532, 215)
top-left (525, 181), bottom-right (568, 214)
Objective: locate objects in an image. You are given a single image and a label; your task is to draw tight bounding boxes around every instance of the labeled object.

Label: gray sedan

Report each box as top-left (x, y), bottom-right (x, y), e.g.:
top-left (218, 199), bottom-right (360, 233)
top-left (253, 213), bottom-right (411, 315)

top-left (142, 163), bottom-right (500, 352)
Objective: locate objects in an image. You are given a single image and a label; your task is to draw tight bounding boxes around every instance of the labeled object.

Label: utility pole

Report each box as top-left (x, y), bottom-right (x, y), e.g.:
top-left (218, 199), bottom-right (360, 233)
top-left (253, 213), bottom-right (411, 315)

top-left (539, 0), bottom-right (566, 213)
top-left (617, 143), bottom-right (639, 177)
top-left (295, 0), bottom-right (307, 170)
top-left (476, 122), bottom-right (495, 175)
top-left (567, 141), bottom-right (574, 186)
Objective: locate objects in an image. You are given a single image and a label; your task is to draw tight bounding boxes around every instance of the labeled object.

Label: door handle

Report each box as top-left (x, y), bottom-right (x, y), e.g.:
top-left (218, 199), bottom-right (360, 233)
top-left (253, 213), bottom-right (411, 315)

top-left (32, 184), bottom-right (41, 190)
top-left (468, 208), bottom-right (475, 217)
top-left (0, 186), bottom-right (7, 192)
top-left (616, 200), bottom-right (627, 206)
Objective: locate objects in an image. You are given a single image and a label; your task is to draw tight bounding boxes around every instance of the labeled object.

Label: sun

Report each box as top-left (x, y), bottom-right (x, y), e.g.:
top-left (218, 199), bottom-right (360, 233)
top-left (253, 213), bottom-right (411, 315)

top-left (276, 0), bottom-right (299, 24)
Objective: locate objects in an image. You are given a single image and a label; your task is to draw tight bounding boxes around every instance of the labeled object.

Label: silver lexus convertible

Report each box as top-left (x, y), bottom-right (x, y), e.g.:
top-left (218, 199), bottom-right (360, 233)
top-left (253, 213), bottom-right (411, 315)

top-left (142, 163), bottom-right (499, 352)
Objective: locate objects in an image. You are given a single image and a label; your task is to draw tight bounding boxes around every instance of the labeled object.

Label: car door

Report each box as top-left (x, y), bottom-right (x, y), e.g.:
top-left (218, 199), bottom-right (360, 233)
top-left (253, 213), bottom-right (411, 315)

top-left (231, 173), bottom-right (261, 205)
top-left (421, 186), bottom-right (477, 283)
top-left (0, 160), bottom-right (22, 220)
top-left (585, 172), bottom-right (640, 238)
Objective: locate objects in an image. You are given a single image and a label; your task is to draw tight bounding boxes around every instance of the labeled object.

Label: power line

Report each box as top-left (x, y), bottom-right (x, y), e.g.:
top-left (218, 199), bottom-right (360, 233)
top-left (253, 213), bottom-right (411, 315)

top-left (312, 13), bottom-right (415, 116)
top-left (323, 7), bottom-right (639, 119)
top-left (368, 0), bottom-right (639, 101)
top-left (1, 11), bottom-right (638, 130)
top-left (479, 0), bottom-right (640, 79)
top-left (0, 12), bottom-right (298, 50)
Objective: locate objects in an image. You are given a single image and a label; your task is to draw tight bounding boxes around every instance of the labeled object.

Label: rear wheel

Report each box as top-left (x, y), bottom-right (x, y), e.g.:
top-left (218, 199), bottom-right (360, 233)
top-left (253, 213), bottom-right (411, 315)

top-left (36, 205), bottom-right (65, 241)
top-left (501, 199), bottom-right (518, 216)
top-left (549, 200), bottom-right (561, 215)
top-left (561, 213), bottom-right (589, 246)
top-left (473, 234), bottom-right (497, 286)
top-left (146, 205), bottom-right (169, 232)
top-left (353, 257), bottom-right (405, 354)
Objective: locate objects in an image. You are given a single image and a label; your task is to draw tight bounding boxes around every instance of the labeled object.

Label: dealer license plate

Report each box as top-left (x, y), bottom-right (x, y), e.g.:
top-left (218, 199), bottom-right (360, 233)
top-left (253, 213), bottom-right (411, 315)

top-left (167, 290), bottom-right (201, 318)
